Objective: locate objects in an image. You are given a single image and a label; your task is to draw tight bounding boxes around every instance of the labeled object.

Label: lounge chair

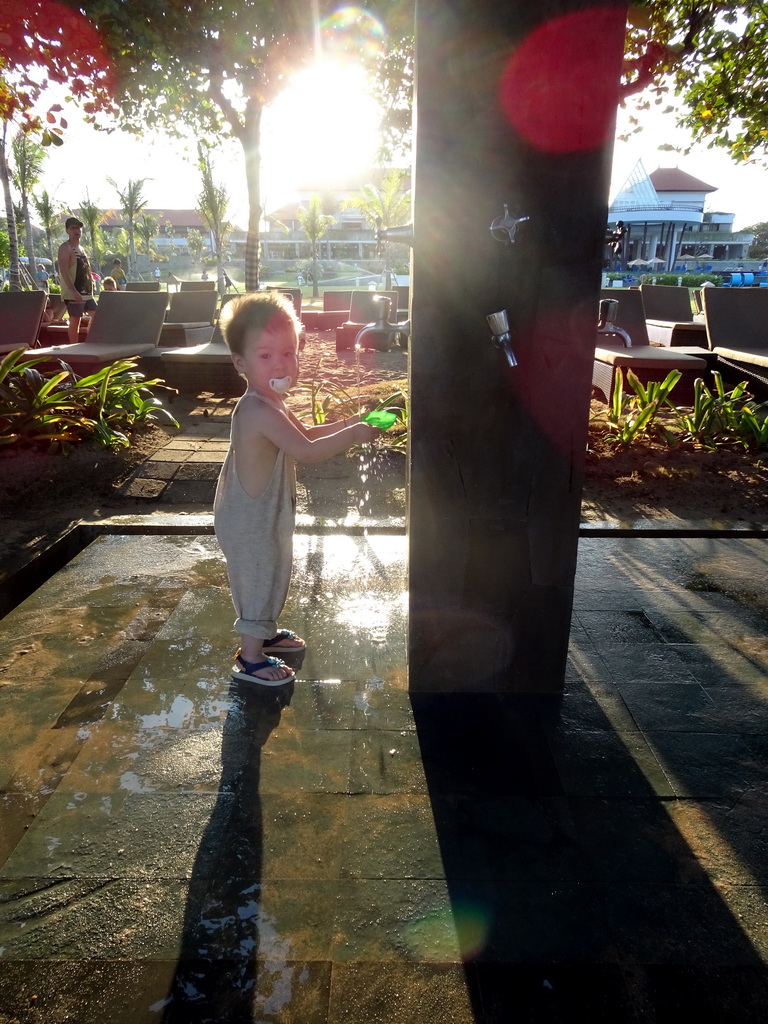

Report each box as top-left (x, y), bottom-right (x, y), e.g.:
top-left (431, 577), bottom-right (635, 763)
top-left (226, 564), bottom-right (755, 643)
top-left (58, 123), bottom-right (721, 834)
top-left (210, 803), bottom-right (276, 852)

top-left (394, 284), bottom-right (410, 320)
top-left (30, 291), bottom-right (170, 373)
top-left (159, 289), bottom-right (218, 347)
top-left (179, 280), bottom-right (216, 291)
top-left (301, 290), bottom-right (353, 331)
top-left (593, 289), bottom-right (710, 404)
top-left (701, 287), bottom-right (768, 395)
top-left (640, 284), bottom-right (695, 321)
top-left (335, 290), bottom-right (400, 350)
top-left (0, 291), bottom-right (47, 354)
top-left (640, 283), bottom-right (707, 348)
top-left (159, 293), bottom-right (242, 395)
top-left (126, 281), bottom-right (161, 291)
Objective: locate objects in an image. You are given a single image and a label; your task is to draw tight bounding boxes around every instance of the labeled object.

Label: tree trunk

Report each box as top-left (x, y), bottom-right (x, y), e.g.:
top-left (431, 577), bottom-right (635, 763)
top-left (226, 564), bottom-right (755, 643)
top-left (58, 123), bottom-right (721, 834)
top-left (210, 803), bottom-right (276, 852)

top-left (21, 195), bottom-right (39, 286)
top-left (45, 229), bottom-right (56, 281)
top-left (241, 105), bottom-right (263, 292)
top-left (128, 224), bottom-right (137, 279)
top-left (216, 244), bottom-right (225, 297)
top-left (0, 129), bottom-right (21, 292)
top-left (312, 246), bottom-right (319, 299)
top-left (89, 227), bottom-right (101, 277)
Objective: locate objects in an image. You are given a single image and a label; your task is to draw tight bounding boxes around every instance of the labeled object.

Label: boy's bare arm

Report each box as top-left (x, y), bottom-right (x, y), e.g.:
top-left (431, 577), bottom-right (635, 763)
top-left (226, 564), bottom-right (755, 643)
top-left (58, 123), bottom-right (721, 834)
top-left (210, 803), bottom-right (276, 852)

top-left (287, 409), bottom-right (364, 439)
top-left (243, 401), bottom-right (375, 463)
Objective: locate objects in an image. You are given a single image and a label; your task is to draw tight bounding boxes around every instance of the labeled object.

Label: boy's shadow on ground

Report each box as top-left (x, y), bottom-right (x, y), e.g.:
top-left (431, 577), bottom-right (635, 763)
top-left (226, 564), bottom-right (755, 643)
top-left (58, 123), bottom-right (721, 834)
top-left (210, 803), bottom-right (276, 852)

top-left (161, 670), bottom-right (296, 1023)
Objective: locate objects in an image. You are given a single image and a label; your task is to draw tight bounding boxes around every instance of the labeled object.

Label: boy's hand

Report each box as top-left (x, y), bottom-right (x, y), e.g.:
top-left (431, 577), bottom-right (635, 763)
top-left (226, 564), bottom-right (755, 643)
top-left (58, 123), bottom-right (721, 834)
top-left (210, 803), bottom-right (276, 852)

top-left (353, 421), bottom-right (378, 443)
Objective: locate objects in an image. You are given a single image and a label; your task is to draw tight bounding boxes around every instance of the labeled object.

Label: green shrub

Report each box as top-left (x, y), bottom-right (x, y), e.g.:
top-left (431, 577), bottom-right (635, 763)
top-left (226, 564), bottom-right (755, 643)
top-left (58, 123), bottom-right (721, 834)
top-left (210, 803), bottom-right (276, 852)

top-left (0, 348), bottom-right (178, 452)
top-left (591, 367), bottom-right (768, 452)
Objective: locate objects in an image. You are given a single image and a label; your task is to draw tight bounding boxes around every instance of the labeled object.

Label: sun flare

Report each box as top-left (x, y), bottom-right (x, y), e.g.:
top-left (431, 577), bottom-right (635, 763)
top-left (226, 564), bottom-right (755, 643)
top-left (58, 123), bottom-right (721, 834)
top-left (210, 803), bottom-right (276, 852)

top-left (260, 61), bottom-right (382, 210)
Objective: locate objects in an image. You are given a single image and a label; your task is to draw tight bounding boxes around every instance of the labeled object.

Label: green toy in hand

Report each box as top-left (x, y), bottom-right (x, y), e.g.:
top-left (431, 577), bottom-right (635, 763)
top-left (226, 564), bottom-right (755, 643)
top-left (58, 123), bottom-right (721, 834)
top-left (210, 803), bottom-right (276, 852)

top-left (363, 409), bottom-right (399, 429)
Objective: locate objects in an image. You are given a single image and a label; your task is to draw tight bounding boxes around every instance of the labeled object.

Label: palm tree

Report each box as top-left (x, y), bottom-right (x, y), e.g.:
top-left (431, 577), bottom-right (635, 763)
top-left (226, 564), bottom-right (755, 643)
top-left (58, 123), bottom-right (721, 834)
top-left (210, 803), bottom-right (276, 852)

top-left (342, 170), bottom-right (411, 289)
top-left (196, 145), bottom-right (231, 296)
top-left (77, 193), bottom-right (106, 277)
top-left (0, 119), bottom-right (22, 291)
top-left (185, 227), bottom-right (206, 266)
top-left (297, 195), bottom-right (336, 299)
top-left (107, 177), bottom-right (149, 279)
top-left (33, 189), bottom-right (64, 275)
top-left (136, 212), bottom-right (160, 261)
top-left (11, 132), bottom-right (45, 287)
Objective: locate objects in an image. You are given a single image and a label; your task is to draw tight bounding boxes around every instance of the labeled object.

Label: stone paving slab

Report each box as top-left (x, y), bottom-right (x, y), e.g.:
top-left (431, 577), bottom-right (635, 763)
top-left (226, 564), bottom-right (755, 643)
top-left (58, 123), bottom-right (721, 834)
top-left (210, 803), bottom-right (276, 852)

top-left (0, 533), bottom-right (767, 1021)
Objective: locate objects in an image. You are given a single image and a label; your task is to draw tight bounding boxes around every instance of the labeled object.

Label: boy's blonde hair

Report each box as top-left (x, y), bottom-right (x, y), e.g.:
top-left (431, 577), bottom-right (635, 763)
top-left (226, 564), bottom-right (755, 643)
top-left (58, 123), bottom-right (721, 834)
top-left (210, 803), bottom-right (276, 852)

top-left (220, 292), bottom-right (301, 356)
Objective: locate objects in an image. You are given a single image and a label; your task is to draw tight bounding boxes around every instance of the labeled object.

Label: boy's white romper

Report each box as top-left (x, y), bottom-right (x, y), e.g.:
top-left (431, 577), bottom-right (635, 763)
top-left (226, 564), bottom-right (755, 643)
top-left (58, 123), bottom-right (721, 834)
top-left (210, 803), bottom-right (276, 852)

top-left (214, 391), bottom-right (296, 640)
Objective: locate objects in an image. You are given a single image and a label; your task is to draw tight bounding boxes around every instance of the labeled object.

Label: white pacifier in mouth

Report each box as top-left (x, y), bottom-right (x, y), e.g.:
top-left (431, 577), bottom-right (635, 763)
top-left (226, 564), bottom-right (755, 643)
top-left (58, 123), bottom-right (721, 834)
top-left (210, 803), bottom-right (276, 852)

top-left (269, 376), bottom-right (293, 394)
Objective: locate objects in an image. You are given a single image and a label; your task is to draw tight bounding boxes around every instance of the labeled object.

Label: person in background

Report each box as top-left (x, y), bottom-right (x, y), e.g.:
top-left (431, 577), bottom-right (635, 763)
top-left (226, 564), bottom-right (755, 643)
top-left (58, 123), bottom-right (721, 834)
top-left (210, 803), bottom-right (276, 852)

top-left (57, 217), bottom-right (96, 344)
top-left (101, 276), bottom-right (117, 291)
top-left (41, 294), bottom-right (67, 324)
top-left (36, 265), bottom-right (50, 292)
top-left (111, 258), bottom-right (127, 290)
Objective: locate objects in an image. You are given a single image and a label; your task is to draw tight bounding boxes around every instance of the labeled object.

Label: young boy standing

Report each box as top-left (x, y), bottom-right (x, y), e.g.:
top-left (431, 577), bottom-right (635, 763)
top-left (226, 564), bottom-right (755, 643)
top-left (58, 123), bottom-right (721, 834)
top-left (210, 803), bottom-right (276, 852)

top-left (214, 292), bottom-right (377, 685)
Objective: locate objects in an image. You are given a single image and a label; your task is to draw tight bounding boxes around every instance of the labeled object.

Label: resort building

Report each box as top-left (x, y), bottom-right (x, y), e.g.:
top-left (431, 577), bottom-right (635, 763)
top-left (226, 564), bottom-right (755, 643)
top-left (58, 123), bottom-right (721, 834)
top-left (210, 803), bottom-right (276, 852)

top-left (607, 161), bottom-right (754, 270)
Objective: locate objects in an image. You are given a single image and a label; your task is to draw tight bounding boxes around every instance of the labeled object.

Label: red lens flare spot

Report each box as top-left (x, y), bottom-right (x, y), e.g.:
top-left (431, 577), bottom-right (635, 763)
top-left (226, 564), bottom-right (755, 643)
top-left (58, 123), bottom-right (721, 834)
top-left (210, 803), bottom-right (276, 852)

top-left (499, 6), bottom-right (626, 154)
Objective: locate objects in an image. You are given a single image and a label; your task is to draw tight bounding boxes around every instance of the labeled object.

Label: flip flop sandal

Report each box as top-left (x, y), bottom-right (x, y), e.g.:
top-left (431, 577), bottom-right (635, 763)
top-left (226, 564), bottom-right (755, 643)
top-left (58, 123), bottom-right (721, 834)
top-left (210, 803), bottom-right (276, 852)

top-left (262, 628), bottom-right (306, 653)
top-left (232, 651), bottom-right (295, 686)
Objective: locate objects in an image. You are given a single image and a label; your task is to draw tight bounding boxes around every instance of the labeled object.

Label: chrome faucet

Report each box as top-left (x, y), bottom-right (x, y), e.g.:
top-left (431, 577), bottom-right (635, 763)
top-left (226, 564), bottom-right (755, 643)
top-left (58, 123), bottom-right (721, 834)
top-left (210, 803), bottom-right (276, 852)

top-left (597, 298), bottom-right (632, 347)
top-left (375, 220), bottom-right (414, 248)
top-left (354, 296), bottom-right (411, 352)
top-left (486, 310), bottom-right (517, 368)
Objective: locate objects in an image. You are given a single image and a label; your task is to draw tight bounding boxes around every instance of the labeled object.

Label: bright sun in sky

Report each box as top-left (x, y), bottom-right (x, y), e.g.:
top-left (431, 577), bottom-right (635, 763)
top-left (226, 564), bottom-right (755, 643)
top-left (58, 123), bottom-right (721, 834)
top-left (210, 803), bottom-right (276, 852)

top-left (259, 62), bottom-right (382, 209)
top-left (36, 58), bottom-right (382, 224)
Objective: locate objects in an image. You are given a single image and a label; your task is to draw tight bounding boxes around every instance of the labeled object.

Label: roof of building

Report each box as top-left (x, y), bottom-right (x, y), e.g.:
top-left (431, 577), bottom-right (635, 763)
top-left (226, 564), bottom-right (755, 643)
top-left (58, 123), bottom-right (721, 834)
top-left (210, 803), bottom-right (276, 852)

top-left (94, 209), bottom-right (210, 229)
top-left (649, 168), bottom-right (717, 193)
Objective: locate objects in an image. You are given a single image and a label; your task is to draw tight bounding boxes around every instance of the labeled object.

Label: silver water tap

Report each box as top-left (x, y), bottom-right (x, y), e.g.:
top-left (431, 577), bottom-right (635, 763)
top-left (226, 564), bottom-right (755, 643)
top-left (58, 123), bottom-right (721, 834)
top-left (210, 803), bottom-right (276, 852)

top-left (355, 295), bottom-right (410, 352)
top-left (486, 310), bottom-right (517, 368)
top-left (597, 298), bottom-right (632, 347)
top-left (375, 219), bottom-right (414, 247)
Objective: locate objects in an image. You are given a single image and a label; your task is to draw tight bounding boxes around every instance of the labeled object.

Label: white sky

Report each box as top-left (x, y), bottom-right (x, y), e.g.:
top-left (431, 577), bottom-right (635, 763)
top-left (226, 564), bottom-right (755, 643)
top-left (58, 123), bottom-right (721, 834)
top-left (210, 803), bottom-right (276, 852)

top-left (34, 79), bottom-right (768, 232)
top-left (611, 103), bottom-right (768, 229)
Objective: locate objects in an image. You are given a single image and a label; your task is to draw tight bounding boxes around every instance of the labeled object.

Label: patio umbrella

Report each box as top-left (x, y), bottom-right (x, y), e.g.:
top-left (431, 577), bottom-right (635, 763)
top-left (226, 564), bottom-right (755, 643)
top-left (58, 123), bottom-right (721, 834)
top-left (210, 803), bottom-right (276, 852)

top-left (627, 258), bottom-right (650, 267)
top-left (647, 257), bottom-right (665, 265)
top-left (677, 254), bottom-right (696, 261)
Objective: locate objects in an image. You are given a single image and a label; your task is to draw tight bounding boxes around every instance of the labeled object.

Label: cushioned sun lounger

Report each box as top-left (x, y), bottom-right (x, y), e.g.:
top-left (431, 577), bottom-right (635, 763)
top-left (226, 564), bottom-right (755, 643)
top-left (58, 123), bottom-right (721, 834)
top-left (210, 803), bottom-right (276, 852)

top-left (30, 291), bottom-right (170, 372)
top-left (0, 291), bottom-right (47, 354)
top-left (702, 286), bottom-right (768, 395)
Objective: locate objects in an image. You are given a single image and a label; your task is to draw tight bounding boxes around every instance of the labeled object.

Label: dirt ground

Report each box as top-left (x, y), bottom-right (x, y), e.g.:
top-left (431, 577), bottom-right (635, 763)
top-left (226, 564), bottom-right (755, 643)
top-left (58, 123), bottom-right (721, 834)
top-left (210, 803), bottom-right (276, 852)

top-left (1, 329), bottom-right (766, 585)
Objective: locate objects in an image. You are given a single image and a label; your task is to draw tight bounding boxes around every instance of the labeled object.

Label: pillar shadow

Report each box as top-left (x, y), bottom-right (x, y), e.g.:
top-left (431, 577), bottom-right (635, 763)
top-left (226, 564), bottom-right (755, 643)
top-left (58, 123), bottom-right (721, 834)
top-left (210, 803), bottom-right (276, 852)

top-left (411, 688), bottom-right (768, 1022)
top-left (161, 676), bottom-right (294, 1023)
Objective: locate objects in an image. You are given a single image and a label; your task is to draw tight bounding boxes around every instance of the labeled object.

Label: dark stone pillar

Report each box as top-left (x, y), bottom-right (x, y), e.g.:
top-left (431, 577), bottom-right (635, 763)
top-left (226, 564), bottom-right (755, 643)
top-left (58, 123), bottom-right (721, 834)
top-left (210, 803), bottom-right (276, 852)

top-left (408, 1), bottom-right (627, 692)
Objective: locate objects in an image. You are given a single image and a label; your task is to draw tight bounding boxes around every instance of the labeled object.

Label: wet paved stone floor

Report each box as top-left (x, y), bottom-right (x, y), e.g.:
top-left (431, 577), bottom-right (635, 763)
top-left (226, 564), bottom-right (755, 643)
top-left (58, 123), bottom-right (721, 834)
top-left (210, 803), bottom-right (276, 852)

top-left (1, 531), bottom-right (768, 1022)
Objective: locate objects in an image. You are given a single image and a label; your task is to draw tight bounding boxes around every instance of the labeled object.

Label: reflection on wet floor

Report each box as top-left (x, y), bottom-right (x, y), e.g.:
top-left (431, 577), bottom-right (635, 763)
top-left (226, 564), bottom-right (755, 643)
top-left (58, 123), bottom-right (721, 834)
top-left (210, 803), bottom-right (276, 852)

top-left (1, 534), bottom-right (768, 1021)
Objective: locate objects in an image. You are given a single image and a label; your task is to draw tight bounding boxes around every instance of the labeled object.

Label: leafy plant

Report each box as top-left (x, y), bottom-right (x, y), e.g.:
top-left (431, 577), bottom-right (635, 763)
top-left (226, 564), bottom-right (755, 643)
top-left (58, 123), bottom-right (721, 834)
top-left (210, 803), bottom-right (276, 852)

top-left (0, 348), bottom-right (178, 452)
top-left (295, 377), bottom-right (360, 426)
top-left (674, 372), bottom-right (768, 451)
top-left (592, 367), bottom-right (682, 447)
